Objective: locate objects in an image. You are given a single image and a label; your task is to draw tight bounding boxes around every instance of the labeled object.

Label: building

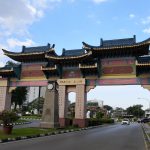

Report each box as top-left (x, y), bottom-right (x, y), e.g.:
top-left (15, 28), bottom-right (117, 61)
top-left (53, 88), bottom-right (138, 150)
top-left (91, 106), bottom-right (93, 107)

top-left (26, 86), bottom-right (46, 103)
top-left (1, 35), bottom-right (150, 127)
top-left (145, 109), bottom-right (150, 118)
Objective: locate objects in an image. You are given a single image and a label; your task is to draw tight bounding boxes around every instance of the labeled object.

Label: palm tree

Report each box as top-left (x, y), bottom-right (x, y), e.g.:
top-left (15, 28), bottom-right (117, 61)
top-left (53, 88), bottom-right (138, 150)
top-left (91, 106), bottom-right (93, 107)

top-left (11, 87), bottom-right (28, 110)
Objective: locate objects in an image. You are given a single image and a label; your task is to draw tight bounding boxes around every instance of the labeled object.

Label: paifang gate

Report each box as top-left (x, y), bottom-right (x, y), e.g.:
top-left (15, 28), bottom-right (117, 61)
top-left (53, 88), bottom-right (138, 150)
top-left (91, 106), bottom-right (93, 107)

top-left (0, 35), bottom-right (150, 128)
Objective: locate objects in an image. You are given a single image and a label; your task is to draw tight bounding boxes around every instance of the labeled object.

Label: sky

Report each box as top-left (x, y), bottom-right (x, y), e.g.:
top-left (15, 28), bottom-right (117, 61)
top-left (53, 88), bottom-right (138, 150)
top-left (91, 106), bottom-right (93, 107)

top-left (0, 0), bottom-right (150, 110)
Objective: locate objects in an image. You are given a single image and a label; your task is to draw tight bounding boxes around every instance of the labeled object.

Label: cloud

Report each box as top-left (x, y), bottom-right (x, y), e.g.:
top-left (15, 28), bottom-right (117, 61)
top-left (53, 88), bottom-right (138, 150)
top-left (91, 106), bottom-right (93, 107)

top-left (67, 0), bottom-right (75, 3)
top-left (0, 44), bottom-right (6, 67)
top-left (92, 0), bottom-right (108, 4)
top-left (143, 28), bottom-right (150, 34)
top-left (0, 0), bottom-right (62, 66)
top-left (0, 0), bottom-right (62, 37)
top-left (87, 13), bottom-right (101, 25)
top-left (7, 38), bottom-right (35, 49)
top-left (129, 14), bottom-right (135, 19)
top-left (142, 16), bottom-right (150, 25)
top-left (0, 62), bottom-right (5, 67)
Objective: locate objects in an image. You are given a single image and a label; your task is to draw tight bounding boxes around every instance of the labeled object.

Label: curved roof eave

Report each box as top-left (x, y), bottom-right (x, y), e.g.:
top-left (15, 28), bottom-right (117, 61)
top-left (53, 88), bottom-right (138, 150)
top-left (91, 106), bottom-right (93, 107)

top-left (82, 38), bottom-right (150, 50)
top-left (45, 51), bottom-right (92, 60)
top-left (0, 68), bottom-right (14, 75)
top-left (2, 49), bottom-right (48, 56)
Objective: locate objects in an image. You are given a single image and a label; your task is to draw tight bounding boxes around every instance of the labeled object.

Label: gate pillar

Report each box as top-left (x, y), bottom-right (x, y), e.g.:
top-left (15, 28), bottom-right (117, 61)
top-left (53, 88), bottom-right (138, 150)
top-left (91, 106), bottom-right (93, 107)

top-left (40, 82), bottom-right (59, 128)
top-left (59, 85), bottom-right (69, 127)
top-left (0, 80), bottom-right (11, 111)
top-left (73, 84), bottom-right (87, 127)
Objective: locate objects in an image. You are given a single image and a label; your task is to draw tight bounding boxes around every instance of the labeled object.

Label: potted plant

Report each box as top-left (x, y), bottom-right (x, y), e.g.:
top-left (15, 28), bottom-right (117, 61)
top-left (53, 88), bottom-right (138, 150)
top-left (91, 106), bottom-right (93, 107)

top-left (0, 110), bottom-right (19, 134)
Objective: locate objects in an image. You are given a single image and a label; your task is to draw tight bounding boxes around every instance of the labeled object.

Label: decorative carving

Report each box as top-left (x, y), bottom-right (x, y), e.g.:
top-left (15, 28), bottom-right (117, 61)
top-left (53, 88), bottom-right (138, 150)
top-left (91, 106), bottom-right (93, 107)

top-left (102, 66), bottom-right (133, 74)
top-left (86, 85), bottom-right (95, 92)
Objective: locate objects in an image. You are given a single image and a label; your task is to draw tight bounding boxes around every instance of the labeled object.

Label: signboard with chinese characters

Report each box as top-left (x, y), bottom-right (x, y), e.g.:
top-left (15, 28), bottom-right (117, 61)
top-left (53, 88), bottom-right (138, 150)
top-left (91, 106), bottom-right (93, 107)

top-left (57, 78), bottom-right (85, 85)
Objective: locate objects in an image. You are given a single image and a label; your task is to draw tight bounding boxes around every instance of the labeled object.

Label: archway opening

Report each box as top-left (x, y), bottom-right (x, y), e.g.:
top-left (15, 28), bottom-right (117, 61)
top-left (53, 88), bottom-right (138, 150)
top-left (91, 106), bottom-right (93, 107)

top-left (87, 85), bottom-right (150, 120)
top-left (68, 92), bottom-right (76, 119)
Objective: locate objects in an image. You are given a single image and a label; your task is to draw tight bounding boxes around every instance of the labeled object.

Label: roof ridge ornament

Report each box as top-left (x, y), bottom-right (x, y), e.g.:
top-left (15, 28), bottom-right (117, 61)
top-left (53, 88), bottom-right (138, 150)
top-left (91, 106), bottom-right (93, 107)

top-left (133, 35), bottom-right (136, 43)
top-left (100, 38), bottom-right (103, 46)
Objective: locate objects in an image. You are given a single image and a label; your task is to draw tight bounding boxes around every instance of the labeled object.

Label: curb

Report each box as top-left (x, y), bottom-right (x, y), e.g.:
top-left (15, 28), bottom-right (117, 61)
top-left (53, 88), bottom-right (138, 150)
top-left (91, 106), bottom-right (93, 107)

top-left (21, 118), bottom-right (41, 121)
top-left (141, 124), bottom-right (150, 150)
top-left (0, 124), bottom-right (108, 143)
top-left (0, 121), bottom-right (31, 126)
top-left (141, 124), bottom-right (150, 142)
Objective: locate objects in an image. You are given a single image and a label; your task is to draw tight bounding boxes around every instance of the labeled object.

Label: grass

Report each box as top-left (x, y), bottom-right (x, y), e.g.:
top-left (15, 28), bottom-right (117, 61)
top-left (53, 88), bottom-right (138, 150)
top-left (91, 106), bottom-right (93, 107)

top-left (0, 128), bottom-right (56, 140)
top-left (14, 119), bottom-right (30, 123)
top-left (0, 126), bottom-right (79, 140)
top-left (0, 119), bottom-right (30, 124)
top-left (21, 115), bottom-right (41, 119)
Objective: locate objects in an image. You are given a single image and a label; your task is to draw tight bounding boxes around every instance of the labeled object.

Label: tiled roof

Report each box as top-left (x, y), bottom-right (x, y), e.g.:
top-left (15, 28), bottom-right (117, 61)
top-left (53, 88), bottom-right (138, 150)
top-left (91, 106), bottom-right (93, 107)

top-left (22, 44), bottom-right (50, 53)
top-left (101, 37), bottom-right (135, 47)
top-left (62, 49), bottom-right (85, 56)
top-left (0, 64), bottom-right (21, 78)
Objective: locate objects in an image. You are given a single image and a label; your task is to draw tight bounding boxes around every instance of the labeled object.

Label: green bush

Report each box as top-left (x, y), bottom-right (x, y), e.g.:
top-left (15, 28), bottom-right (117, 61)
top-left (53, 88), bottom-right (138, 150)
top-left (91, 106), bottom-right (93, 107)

top-left (88, 118), bottom-right (102, 126)
top-left (100, 118), bottom-right (114, 124)
top-left (88, 118), bottom-right (114, 126)
top-left (0, 110), bottom-right (19, 126)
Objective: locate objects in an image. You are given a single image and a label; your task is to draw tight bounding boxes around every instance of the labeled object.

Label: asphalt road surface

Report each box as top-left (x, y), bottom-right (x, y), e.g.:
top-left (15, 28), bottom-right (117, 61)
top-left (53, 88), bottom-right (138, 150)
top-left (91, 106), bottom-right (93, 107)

top-left (0, 123), bottom-right (146, 150)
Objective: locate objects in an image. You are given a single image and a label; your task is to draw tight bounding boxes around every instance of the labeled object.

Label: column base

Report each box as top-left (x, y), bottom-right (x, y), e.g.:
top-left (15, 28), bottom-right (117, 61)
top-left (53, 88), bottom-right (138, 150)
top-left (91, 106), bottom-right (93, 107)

top-left (40, 122), bottom-right (59, 128)
top-left (59, 118), bottom-right (72, 127)
top-left (73, 119), bottom-right (87, 128)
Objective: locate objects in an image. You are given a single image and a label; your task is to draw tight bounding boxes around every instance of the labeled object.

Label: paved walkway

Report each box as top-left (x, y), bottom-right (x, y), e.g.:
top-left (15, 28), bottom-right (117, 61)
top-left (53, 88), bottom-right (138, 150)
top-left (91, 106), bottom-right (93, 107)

top-left (143, 123), bottom-right (150, 134)
top-left (142, 123), bottom-right (150, 150)
top-left (142, 123), bottom-right (150, 138)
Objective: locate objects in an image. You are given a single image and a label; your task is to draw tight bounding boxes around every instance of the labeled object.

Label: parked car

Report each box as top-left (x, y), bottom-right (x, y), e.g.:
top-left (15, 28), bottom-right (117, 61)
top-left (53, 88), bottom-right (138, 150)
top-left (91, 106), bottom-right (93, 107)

top-left (140, 118), bottom-right (150, 123)
top-left (121, 119), bottom-right (130, 125)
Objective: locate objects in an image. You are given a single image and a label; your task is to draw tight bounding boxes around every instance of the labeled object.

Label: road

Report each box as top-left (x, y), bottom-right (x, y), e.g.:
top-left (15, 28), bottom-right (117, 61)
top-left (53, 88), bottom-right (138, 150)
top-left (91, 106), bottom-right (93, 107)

top-left (0, 123), bottom-right (146, 150)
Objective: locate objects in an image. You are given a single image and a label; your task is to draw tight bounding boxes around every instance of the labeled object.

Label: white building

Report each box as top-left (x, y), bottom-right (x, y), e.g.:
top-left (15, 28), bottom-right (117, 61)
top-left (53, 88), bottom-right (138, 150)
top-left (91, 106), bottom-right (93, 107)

top-left (145, 109), bottom-right (150, 118)
top-left (27, 87), bottom-right (46, 103)
top-left (87, 99), bottom-right (104, 108)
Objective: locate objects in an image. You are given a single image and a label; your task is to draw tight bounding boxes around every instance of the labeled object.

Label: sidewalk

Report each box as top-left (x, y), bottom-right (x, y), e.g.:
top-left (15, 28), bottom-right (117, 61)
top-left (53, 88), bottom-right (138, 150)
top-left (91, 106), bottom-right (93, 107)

top-left (142, 123), bottom-right (150, 140)
top-left (142, 123), bottom-right (150, 150)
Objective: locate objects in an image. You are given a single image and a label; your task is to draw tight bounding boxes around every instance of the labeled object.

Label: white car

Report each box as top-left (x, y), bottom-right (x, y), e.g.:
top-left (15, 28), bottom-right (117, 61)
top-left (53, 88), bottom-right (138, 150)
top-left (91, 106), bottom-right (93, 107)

top-left (121, 119), bottom-right (130, 125)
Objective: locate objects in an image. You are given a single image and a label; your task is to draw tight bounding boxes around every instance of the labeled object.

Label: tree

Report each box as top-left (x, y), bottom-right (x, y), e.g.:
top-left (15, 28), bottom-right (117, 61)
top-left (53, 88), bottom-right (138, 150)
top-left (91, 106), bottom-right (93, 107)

top-left (103, 105), bottom-right (113, 111)
top-left (96, 112), bottom-right (104, 120)
top-left (27, 97), bottom-right (44, 114)
top-left (11, 87), bottom-right (28, 110)
top-left (126, 105), bottom-right (144, 118)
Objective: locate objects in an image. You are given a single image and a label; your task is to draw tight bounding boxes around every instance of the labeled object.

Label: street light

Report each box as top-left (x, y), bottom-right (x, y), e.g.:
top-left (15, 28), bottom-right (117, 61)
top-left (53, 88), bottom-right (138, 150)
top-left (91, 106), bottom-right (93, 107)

top-left (138, 97), bottom-right (150, 110)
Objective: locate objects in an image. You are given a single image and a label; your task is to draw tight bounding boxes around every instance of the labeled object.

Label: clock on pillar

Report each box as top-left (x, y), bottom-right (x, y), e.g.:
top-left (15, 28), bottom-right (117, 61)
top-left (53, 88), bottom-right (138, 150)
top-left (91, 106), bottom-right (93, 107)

top-left (47, 81), bottom-right (58, 91)
top-left (48, 83), bottom-right (54, 90)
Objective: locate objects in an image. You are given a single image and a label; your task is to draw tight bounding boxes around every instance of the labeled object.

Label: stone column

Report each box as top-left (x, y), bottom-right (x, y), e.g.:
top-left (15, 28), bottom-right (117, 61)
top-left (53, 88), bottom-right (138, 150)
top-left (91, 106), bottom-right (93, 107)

top-left (59, 85), bottom-right (69, 127)
top-left (73, 84), bottom-right (87, 127)
top-left (40, 82), bottom-right (59, 128)
top-left (0, 80), bottom-right (11, 112)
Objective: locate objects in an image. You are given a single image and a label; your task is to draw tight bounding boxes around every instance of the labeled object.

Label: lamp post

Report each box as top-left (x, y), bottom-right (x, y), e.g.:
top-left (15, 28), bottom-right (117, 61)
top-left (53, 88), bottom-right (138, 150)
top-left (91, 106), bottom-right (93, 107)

top-left (138, 97), bottom-right (150, 110)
